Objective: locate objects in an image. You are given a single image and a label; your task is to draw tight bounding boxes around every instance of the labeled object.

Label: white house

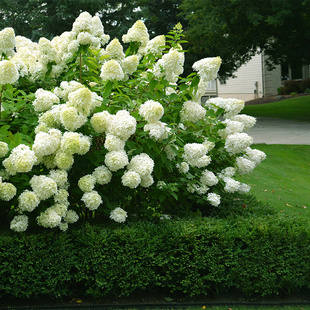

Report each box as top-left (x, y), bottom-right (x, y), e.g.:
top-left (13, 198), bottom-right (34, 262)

top-left (203, 53), bottom-right (310, 102)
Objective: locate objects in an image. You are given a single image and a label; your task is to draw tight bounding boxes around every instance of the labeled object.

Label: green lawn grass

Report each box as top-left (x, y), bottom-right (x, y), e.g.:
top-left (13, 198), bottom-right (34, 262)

top-left (238, 144), bottom-right (310, 218)
top-left (242, 95), bottom-right (310, 122)
top-left (127, 307), bottom-right (310, 310)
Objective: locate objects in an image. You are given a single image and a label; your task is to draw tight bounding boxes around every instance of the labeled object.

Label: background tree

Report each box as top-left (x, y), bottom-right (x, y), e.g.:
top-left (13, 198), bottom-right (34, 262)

top-left (0, 0), bottom-right (309, 80)
top-left (179, 0), bottom-right (310, 80)
top-left (139, 0), bottom-right (184, 36)
top-left (0, 0), bottom-right (142, 41)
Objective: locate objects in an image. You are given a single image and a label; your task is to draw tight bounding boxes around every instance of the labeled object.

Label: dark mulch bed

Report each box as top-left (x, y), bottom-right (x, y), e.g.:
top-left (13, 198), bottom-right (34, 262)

top-left (2, 290), bottom-right (310, 309)
top-left (245, 93), bottom-right (309, 105)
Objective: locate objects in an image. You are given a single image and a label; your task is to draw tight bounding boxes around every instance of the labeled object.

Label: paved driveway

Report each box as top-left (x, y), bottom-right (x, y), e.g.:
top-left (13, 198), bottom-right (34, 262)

top-left (247, 118), bottom-right (310, 145)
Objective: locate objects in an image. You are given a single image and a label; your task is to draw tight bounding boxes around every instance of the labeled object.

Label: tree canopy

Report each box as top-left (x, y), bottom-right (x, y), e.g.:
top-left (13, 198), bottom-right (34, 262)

top-left (0, 0), bottom-right (142, 41)
top-left (179, 0), bottom-right (310, 80)
top-left (0, 0), bottom-right (309, 80)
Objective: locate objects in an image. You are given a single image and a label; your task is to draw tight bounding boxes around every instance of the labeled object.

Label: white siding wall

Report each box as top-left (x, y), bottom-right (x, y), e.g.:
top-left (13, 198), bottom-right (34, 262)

top-left (217, 53), bottom-right (264, 101)
top-left (263, 63), bottom-right (282, 96)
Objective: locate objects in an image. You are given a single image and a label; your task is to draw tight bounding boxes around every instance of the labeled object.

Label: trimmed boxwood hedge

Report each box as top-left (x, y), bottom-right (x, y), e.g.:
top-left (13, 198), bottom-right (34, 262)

top-left (1, 209), bottom-right (310, 300)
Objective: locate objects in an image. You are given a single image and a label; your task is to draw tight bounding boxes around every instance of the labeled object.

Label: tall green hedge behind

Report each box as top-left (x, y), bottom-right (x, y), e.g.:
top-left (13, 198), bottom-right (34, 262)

top-left (1, 214), bottom-right (310, 300)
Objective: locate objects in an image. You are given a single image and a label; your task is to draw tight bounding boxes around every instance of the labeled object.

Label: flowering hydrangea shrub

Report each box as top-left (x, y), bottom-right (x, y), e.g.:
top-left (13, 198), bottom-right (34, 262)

top-left (0, 12), bottom-right (266, 232)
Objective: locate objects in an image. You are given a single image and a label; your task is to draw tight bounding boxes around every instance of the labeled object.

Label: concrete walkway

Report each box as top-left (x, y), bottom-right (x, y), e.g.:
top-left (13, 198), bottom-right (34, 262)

top-left (247, 117), bottom-right (310, 145)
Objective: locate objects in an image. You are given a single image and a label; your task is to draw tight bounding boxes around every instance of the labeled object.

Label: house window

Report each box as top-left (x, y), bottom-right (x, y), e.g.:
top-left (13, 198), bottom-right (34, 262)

top-left (290, 64), bottom-right (303, 80)
top-left (281, 63), bottom-right (289, 80)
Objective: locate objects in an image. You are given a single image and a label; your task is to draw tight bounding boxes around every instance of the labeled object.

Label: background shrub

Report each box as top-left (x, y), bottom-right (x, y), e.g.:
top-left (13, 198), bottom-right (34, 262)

top-left (1, 201), bottom-right (310, 300)
top-left (300, 78), bottom-right (310, 93)
top-left (278, 78), bottom-right (310, 95)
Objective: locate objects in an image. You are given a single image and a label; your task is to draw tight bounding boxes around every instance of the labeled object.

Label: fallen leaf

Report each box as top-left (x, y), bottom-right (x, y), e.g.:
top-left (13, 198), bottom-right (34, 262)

top-left (164, 297), bottom-right (174, 302)
top-left (76, 299), bottom-right (82, 303)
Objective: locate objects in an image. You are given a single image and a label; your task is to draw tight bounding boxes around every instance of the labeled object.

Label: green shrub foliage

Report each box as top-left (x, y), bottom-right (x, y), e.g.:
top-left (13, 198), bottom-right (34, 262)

top-left (1, 211), bottom-right (310, 299)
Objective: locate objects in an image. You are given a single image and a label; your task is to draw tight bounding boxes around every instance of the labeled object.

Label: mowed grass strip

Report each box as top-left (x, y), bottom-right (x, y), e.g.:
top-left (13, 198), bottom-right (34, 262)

top-left (127, 306), bottom-right (310, 310)
top-left (238, 144), bottom-right (310, 217)
top-left (242, 95), bottom-right (310, 122)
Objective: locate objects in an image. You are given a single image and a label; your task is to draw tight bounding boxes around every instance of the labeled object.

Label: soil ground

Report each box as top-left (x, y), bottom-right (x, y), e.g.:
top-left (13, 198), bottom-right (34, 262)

top-left (245, 93), bottom-right (309, 105)
top-left (2, 290), bottom-right (310, 309)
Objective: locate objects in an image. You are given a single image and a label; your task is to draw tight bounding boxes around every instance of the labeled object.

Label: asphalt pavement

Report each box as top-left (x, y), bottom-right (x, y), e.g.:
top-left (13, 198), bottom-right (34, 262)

top-left (247, 117), bottom-right (310, 145)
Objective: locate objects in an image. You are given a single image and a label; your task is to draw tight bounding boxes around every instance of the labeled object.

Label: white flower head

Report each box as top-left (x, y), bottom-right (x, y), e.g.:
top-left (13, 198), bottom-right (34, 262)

top-left (60, 106), bottom-right (88, 131)
top-left (32, 130), bottom-right (61, 158)
top-left (104, 134), bottom-right (125, 151)
top-left (200, 170), bottom-right (219, 187)
top-left (207, 193), bottom-right (221, 206)
top-left (140, 174), bottom-right (154, 188)
top-left (122, 55), bottom-right (139, 75)
top-left (145, 35), bottom-right (165, 55)
top-left (0, 141), bottom-right (9, 157)
top-left (245, 147), bottom-right (267, 165)
top-left (121, 170), bottom-right (141, 188)
top-left (238, 183), bottom-right (251, 194)
top-left (207, 97), bottom-right (245, 119)
top-left (10, 215), bottom-right (28, 232)
top-left (105, 150), bottom-right (129, 171)
top-left (103, 38), bottom-right (125, 61)
top-left (223, 177), bottom-right (240, 193)
top-left (139, 100), bottom-right (164, 123)
top-left (77, 31), bottom-right (93, 45)
top-left (230, 114), bottom-right (256, 131)
top-left (122, 20), bottom-right (149, 53)
top-left (81, 190), bottom-right (102, 210)
top-left (152, 48), bottom-right (184, 83)
top-left (33, 88), bottom-right (60, 112)
top-left (100, 59), bottom-right (124, 81)
top-left (144, 121), bottom-right (170, 141)
top-left (38, 37), bottom-right (57, 64)
top-left (192, 56), bottom-right (221, 83)
top-left (18, 190), bottom-right (40, 212)
top-left (64, 209), bottom-right (79, 224)
top-left (30, 175), bottom-right (58, 200)
top-left (180, 101), bottom-right (206, 123)
top-left (0, 60), bottom-right (19, 84)
top-left (66, 87), bottom-right (93, 116)
top-left (37, 209), bottom-right (61, 228)
top-left (236, 156), bottom-right (256, 175)
top-left (92, 165), bottom-right (112, 185)
top-left (176, 162), bottom-right (189, 174)
top-left (3, 144), bottom-right (37, 175)
top-left (60, 132), bottom-right (91, 155)
top-left (219, 120), bottom-right (244, 139)
top-left (78, 174), bottom-right (96, 192)
top-left (110, 207), bottom-right (127, 223)
top-left (54, 189), bottom-right (70, 205)
top-left (182, 143), bottom-right (211, 168)
top-left (218, 167), bottom-right (236, 179)
top-left (72, 11), bottom-right (93, 34)
top-left (91, 111), bottom-right (112, 133)
top-left (127, 153), bottom-right (154, 178)
top-left (108, 110), bottom-right (136, 140)
top-left (225, 133), bottom-right (253, 154)
top-left (48, 169), bottom-right (68, 188)
top-left (0, 27), bottom-right (16, 55)
top-left (54, 151), bottom-right (74, 171)
top-left (0, 181), bottom-right (17, 201)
